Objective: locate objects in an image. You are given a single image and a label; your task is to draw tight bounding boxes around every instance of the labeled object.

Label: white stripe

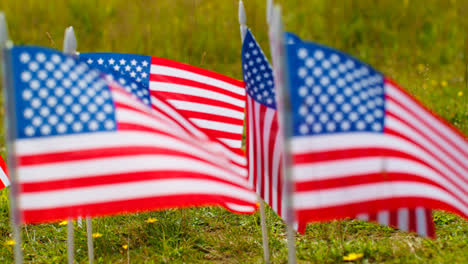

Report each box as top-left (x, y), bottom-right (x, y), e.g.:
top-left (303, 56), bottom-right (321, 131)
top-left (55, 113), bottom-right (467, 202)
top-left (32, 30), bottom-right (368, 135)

top-left (20, 178), bottom-right (257, 210)
top-left (262, 108), bottom-right (275, 204)
top-left (149, 81), bottom-right (245, 107)
top-left (150, 96), bottom-right (207, 140)
top-left (150, 65), bottom-right (245, 96)
top-left (247, 99), bottom-right (255, 188)
top-left (386, 83), bottom-right (468, 156)
top-left (0, 169), bottom-right (10, 187)
top-left (397, 208), bottom-right (409, 231)
top-left (219, 138), bottom-right (242, 149)
top-left (168, 100), bottom-right (244, 120)
top-left (416, 207), bottom-right (428, 236)
top-left (18, 155), bottom-right (245, 185)
top-left (377, 211), bottom-right (389, 226)
top-left (294, 182), bottom-right (468, 216)
top-left (356, 213), bottom-right (369, 221)
top-left (190, 118), bottom-right (243, 134)
top-left (254, 102), bottom-right (262, 195)
top-left (271, 130), bottom-right (282, 215)
top-left (293, 157), bottom-right (468, 204)
top-left (225, 202), bottom-right (256, 213)
top-left (387, 101), bottom-right (468, 174)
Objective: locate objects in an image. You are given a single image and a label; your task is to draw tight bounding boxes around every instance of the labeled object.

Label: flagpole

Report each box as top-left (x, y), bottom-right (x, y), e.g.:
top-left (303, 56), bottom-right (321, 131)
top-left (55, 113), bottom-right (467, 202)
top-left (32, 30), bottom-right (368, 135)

top-left (238, 2), bottom-right (270, 263)
top-left (63, 26), bottom-right (78, 264)
top-left (0, 12), bottom-right (24, 264)
top-left (267, 4), bottom-right (297, 264)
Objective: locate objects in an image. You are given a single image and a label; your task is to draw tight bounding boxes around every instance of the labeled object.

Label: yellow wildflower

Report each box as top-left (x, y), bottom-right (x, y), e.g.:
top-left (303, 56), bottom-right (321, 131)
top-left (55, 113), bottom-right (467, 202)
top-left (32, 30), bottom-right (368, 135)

top-left (5, 239), bottom-right (16, 246)
top-left (343, 252), bottom-right (364, 261)
top-left (441, 81), bottom-right (448, 87)
top-left (58, 220), bottom-right (68, 226)
top-left (92, 233), bottom-right (103, 238)
top-left (145, 217), bottom-right (158, 224)
top-left (417, 64), bottom-right (424, 72)
top-left (122, 244), bottom-right (128, 250)
top-left (458, 91), bottom-right (463, 97)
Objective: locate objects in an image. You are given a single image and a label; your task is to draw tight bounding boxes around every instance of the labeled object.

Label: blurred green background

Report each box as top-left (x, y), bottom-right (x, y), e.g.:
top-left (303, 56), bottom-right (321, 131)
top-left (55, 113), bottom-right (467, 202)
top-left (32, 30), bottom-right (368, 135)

top-left (0, 0), bottom-right (467, 263)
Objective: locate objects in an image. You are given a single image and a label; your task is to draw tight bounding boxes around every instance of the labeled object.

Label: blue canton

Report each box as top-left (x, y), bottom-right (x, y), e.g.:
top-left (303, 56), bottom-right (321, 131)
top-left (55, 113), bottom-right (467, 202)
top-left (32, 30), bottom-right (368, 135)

top-left (80, 53), bottom-right (151, 106)
top-left (241, 29), bottom-right (276, 109)
top-left (285, 33), bottom-right (385, 137)
top-left (11, 46), bottom-right (117, 139)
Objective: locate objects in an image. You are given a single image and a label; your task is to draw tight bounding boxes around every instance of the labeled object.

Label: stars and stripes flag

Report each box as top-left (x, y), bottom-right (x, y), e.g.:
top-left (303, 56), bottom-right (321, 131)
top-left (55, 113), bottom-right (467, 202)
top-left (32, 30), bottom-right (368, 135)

top-left (0, 156), bottom-right (9, 189)
top-left (282, 33), bottom-right (468, 233)
top-left (246, 26), bottom-right (436, 237)
top-left (5, 46), bottom-right (257, 224)
top-left (78, 53), bottom-right (246, 153)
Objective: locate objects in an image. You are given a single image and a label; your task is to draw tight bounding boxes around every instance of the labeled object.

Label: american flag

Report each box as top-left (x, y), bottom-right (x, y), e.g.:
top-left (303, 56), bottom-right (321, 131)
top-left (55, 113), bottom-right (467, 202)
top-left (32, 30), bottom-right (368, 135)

top-left (79, 53), bottom-right (246, 153)
top-left (7, 46), bottom-right (257, 224)
top-left (283, 33), bottom-right (468, 232)
top-left (242, 29), bottom-right (285, 217)
top-left (242, 31), bottom-right (435, 236)
top-left (0, 156), bottom-right (9, 189)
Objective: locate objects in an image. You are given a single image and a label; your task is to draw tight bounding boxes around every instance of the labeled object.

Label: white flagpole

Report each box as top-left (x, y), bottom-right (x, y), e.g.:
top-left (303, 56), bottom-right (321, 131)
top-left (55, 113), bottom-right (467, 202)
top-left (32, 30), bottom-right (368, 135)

top-left (267, 4), bottom-right (297, 264)
top-left (238, 2), bottom-right (270, 263)
top-left (0, 12), bottom-right (24, 264)
top-left (63, 26), bottom-right (77, 264)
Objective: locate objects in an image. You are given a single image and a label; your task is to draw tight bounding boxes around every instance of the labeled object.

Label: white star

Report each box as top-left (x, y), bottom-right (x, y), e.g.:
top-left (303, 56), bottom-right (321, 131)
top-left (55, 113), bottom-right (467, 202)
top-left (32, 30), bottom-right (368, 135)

top-left (142, 61), bottom-right (148, 67)
top-left (87, 58), bottom-right (93, 64)
top-left (119, 59), bottom-right (126, 65)
top-left (97, 58), bottom-right (104, 65)
top-left (141, 72), bottom-right (148, 78)
top-left (108, 58), bottom-right (115, 65)
top-left (249, 42), bottom-right (254, 48)
top-left (125, 65), bottom-right (131, 71)
top-left (136, 66), bottom-right (142, 72)
top-left (130, 71), bottom-right (136, 77)
top-left (136, 77), bottom-right (141, 82)
top-left (20, 53), bottom-right (31, 63)
top-left (131, 59), bottom-right (137, 66)
top-left (113, 65), bottom-right (120, 71)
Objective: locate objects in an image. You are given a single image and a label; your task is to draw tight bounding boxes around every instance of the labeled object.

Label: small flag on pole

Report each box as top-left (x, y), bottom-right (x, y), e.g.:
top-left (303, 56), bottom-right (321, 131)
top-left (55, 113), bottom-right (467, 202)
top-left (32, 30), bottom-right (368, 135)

top-left (245, 27), bottom-right (436, 237)
top-left (5, 46), bottom-right (258, 224)
top-left (0, 156), bottom-right (10, 189)
top-left (79, 53), bottom-right (246, 153)
top-left (282, 32), bottom-right (468, 231)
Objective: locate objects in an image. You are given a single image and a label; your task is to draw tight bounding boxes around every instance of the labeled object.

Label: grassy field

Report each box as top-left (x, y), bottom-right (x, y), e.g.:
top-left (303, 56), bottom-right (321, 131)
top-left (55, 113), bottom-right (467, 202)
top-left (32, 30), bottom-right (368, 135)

top-left (0, 0), bottom-right (468, 263)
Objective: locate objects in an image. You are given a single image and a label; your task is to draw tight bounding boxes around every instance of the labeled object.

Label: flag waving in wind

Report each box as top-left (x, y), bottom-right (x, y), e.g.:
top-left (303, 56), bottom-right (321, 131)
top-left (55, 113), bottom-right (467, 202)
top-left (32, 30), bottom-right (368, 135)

top-left (244, 28), bottom-right (436, 237)
top-left (282, 32), bottom-right (468, 232)
top-left (79, 53), bottom-right (246, 153)
top-left (5, 46), bottom-right (257, 224)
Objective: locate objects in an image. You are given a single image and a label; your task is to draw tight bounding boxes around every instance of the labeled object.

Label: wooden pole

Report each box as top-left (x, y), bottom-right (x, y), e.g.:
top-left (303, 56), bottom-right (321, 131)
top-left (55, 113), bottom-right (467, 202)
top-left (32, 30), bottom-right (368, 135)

top-left (239, 1), bottom-right (270, 263)
top-left (0, 11), bottom-right (24, 264)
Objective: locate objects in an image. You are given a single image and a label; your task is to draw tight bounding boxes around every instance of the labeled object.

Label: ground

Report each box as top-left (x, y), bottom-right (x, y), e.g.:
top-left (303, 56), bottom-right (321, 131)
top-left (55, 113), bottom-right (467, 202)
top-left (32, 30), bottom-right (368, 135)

top-left (0, 0), bottom-right (467, 263)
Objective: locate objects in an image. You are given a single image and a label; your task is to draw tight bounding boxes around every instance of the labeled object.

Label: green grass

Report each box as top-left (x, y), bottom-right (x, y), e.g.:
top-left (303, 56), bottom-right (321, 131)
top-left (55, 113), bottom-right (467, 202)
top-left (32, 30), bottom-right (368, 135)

top-left (0, 0), bottom-right (467, 263)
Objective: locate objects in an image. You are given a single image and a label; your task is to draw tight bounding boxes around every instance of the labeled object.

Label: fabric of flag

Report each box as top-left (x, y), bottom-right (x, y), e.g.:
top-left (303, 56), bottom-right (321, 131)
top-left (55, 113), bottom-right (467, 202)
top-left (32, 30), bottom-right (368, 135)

top-left (246, 28), bottom-right (436, 237)
top-left (79, 53), bottom-right (246, 152)
top-left (0, 156), bottom-right (9, 189)
top-left (242, 29), bottom-right (285, 217)
top-left (7, 46), bottom-right (257, 224)
top-left (284, 33), bottom-right (468, 231)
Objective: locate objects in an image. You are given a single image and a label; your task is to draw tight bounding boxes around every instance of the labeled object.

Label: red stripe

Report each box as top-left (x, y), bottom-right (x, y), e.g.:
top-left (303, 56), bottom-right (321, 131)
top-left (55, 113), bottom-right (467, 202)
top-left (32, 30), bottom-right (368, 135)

top-left (150, 74), bottom-right (246, 101)
top-left (386, 80), bottom-right (468, 159)
top-left (258, 104), bottom-right (267, 198)
top-left (296, 196), bottom-right (466, 224)
top-left (174, 110), bottom-right (245, 126)
top-left (22, 194), bottom-right (255, 224)
top-left (386, 78), bottom-right (468, 143)
top-left (293, 147), bottom-right (468, 196)
top-left (386, 110), bottom-right (468, 172)
top-left (251, 98), bottom-right (259, 193)
top-left (426, 209), bottom-right (436, 237)
top-left (20, 170), bottom-right (247, 193)
top-left (151, 57), bottom-right (245, 88)
top-left (267, 111), bottom-right (278, 207)
top-left (196, 127), bottom-right (243, 141)
top-left (389, 210), bottom-right (398, 228)
top-left (408, 209), bottom-right (417, 233)
top-left (153, 91), bottom-right (245, 113)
